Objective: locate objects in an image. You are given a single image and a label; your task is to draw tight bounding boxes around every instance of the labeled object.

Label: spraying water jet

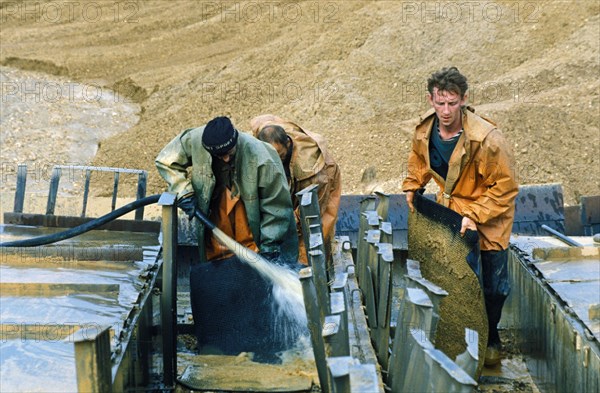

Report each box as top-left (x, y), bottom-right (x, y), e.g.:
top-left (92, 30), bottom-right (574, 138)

top-left (193, 210), bottom-right (307, 329)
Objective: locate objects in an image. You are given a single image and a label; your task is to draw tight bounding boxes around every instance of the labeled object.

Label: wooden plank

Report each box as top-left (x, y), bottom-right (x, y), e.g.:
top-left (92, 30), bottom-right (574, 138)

top-left (3, 212), bottom-right (160, 233)
top-left (0, 283), bottom-right (119, 297)
top-left (1, 323), bottom-right (84, 340)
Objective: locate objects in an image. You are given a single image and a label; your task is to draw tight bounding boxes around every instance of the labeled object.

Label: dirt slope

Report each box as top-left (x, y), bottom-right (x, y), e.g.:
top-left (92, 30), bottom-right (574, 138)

top-left (1, 0), bottom-right (598, 203)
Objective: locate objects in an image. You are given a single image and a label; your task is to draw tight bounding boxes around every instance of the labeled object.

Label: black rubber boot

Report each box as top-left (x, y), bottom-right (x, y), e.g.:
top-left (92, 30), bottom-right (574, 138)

top-left (485, 294), bottom-right (507, 347)
top-left (481, 249), bottom-right (510, 366)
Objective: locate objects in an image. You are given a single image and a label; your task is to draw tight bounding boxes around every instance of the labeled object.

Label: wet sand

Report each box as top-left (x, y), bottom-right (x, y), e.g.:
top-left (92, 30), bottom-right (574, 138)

top-left (0, 66), bottom-right (141, 198)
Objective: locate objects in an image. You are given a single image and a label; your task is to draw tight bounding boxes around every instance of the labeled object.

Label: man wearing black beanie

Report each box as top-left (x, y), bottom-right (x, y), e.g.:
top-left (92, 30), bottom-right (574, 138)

top-left (155, 116), bottom-right (299, 361)
top-left (156, 115), bottom-right (297, 262)
top-left (201, 116), bottom-right (238, 157)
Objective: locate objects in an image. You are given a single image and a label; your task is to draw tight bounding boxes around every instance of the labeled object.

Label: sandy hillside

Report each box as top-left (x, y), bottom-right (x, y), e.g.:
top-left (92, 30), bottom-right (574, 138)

top-left (0, 0), bottom-right (599, 204)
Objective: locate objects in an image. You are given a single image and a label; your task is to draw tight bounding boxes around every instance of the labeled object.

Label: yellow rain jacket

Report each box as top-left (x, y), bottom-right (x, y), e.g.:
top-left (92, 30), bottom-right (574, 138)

top-left (402, 107), bottom-right (518, 251)
top-left (251, 115), bottom-right (342, 264)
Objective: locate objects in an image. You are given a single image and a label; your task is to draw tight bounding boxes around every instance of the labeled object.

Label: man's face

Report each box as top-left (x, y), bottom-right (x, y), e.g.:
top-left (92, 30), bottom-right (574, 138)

top-left (271, 141), bottom-right (289, 163)
top-left (427, 88), bottom-right (466, 131)
top-left (215, 146), bottom-right (236, 163)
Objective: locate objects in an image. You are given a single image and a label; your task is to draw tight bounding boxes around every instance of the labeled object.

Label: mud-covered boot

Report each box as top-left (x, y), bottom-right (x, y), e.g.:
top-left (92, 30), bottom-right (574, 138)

top-left (484, 344), bottom-right (501, 367)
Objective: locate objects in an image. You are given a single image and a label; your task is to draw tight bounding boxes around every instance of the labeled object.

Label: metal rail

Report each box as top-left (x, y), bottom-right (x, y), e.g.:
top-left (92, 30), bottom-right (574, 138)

top-left (12, 164), bottom-right (148, 220)
top-left (298, 185), bottom-right (383, 393)
top-left (541, 224), bottom-right (583, 247)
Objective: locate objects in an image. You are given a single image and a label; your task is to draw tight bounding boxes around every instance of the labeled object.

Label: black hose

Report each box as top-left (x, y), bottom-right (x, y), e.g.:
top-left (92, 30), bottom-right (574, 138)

top-left (194, 210), bottom-right (215, 230)
top-left (1, 194), bottom-right (161, 247)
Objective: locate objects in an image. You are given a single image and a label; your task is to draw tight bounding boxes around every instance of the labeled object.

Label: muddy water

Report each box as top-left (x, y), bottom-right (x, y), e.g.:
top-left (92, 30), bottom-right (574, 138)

top-left (0, 66), bottom-right (140, 196)
top-left (0, 255), bottom-right (153, 392)
top-left (1, 340), bottom-right (77, 392)
top-left (0, 223), bottom-right (156, 392)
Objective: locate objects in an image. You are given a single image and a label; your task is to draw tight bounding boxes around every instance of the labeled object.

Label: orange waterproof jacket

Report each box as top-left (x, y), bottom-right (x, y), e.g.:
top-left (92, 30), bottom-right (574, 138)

top-left (402, 107), bottom-right (519, 251)
top-left (251, 115), bottom-right (342, 263)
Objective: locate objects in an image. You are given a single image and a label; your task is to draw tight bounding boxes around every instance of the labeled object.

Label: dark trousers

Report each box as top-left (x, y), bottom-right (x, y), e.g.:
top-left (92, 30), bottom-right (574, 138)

top-left (481, 249), bottom-right (510, 347)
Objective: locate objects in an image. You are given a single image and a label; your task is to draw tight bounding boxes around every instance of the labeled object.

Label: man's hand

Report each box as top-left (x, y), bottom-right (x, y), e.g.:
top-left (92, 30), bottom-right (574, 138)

top-left (460, 216), bottom-right (477, 236)
top-left (178, 195), bottom-right (197, 220)
top-left (406, 191), bottom-right (415, 213)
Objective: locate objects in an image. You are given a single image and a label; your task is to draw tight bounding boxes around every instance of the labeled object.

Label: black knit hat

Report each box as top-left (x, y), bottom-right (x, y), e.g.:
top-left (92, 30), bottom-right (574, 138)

top-left (202, 116), bottom-right (238, 155)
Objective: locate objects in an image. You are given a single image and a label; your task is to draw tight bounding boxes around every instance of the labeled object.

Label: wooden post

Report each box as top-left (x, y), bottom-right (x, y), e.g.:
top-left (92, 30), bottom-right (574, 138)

top-left (135, 171), bottom-right (147, 220)
top-left (158, 192), bottom-right (178, 387)
top-left (13, 164), bottom-right (27, 213)
top-left (72, 325), bottom-right (113, 393)
top-left (111, 172), bottom-right (120, 212)
top-left (46, 166), bottom-right (61, 215)
top-left (300, 267), bottom-right (331, 393)
top-left (81, 169), bottom-right (91, 217)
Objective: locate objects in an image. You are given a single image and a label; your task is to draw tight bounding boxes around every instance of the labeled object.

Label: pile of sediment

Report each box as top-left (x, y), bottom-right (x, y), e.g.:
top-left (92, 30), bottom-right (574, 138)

top-left (0, 1), bottom-right (598, 203)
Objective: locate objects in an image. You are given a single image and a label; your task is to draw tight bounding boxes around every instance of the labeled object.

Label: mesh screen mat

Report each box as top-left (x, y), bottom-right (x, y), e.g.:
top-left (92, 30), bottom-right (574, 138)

top-left (190, 256), bottom-right (300, 363)
top-left (408, 192), bottom-right (488, 376)
top-left (178, 355), bottom-right (312, 392)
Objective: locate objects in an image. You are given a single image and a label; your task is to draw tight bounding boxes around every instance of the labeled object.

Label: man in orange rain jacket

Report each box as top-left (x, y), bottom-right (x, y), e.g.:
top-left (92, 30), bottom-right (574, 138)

top-left (251, 115), bottom-right (342, 266)
top-left (402, 67), bottom-right (519, 367)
